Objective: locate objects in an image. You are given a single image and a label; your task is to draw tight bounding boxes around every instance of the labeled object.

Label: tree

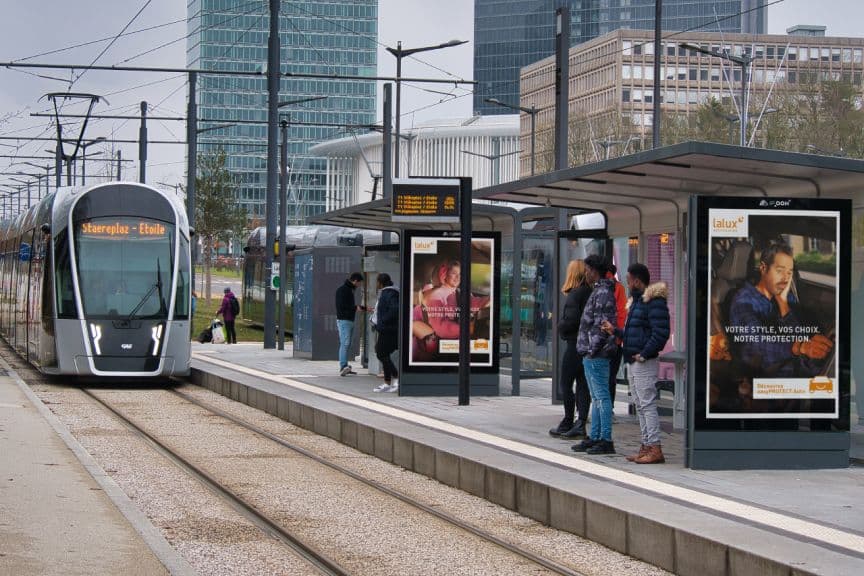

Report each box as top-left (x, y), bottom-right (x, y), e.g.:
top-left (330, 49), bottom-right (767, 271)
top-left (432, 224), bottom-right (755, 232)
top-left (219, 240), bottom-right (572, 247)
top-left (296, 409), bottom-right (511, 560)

top-left (190, 148), bottom-right (248, 300)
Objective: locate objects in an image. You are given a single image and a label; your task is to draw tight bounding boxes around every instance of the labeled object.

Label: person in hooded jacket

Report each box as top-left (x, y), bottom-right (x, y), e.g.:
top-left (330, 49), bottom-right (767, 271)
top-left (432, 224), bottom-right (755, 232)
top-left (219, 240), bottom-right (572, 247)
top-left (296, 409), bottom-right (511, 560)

top-left (571, 255), bottom-right (619, 455)
top-left (217, 287), bottom-right (238, 344)
top-left (550, 259), bottom-right (592, 438)
top-left (603, 263), bottom-right (670, 464)
top-left (371, 273), bottom-right (400, 393)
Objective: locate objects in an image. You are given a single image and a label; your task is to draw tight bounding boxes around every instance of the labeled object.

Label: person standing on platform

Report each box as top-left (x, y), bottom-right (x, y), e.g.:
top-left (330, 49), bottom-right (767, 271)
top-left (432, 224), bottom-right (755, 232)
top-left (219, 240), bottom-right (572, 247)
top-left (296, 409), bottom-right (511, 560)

top-left (371, 273), bottom-right (400, 393)
top-left (571, 255), bottom-right (619, 455)
top-left (217, 287), bottom-right (238, 344)
top-left (550, 259), bottom-right (592, 438)
top-left (336, 272), bottom-right (365, 376)
top-left (606, 264), bottom-right (627, 404)
top-left (603, 263), bottom-right (670, 464)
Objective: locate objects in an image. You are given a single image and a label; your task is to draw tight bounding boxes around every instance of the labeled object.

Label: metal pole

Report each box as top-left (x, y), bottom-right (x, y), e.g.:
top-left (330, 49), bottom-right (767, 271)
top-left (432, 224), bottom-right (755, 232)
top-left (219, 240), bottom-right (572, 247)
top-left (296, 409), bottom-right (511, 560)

top-left (394, 43), bottom-right (402, 178)
top-left (81, 150), bottom-right (87, 185)
top-left (278, 118), bottom-right (288, 351)
top-left (139, 101), bottom-right (147, 182)
top-left (554, 7), bottom-right (570, 171)
top-left (382, 83), bottom-right (393, 245)
top-left (653, 0), bottom-right (662, 148)
top-left (66, 155), bottom-right (72, 186)
top-left (740, 61), bottom-right (748, 147)
top-left (458, 177), bottom-right (473, 406)
top-left (187, 71), bottom-right (198, 306)
top-left (116, 150), bottom-right (122, 180)
top-left (263, 0), bottom-right (280, 349)
top-left (530, 108), bottom-right (536, 176)
top-left (27, 182), bottom-right (31, 208)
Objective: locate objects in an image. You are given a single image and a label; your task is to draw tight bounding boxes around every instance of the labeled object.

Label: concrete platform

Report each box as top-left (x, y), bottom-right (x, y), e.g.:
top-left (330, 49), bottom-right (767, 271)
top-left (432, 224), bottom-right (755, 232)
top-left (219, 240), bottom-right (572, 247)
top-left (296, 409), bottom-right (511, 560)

top-left (190, 342), bottom-right (864, 576)
top-left (0, 359), bottom-right (193, 576)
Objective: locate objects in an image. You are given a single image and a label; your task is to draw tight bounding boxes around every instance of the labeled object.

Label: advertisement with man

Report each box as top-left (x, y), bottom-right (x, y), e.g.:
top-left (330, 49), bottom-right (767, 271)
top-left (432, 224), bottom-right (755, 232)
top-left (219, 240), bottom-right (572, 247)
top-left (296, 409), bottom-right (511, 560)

top-left (404, 232), bottom-right (498, 370)
top-left (706, 204), bottom-right (843, 419)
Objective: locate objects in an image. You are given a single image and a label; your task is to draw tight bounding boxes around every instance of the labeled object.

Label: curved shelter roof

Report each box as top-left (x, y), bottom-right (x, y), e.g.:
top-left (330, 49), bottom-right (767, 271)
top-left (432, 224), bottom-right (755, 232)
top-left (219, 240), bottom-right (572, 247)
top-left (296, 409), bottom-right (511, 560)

top-left (310, 142), bottom-right (864, 237)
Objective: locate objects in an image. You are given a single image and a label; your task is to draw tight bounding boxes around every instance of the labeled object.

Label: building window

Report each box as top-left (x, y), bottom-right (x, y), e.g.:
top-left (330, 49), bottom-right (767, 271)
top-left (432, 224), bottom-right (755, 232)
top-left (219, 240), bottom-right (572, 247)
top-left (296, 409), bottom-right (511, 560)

top-left (843, 48), bottom-right (853, 63)
top-left (788, 47), bottom-right (797, 61)
top-left (622, 89), bottom-right (630, 102)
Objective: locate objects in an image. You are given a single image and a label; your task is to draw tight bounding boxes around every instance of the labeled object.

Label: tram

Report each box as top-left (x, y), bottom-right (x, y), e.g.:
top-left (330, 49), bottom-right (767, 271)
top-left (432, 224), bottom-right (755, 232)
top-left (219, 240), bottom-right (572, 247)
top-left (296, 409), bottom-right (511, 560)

top-left (0, 182), bottom-right (192, 378)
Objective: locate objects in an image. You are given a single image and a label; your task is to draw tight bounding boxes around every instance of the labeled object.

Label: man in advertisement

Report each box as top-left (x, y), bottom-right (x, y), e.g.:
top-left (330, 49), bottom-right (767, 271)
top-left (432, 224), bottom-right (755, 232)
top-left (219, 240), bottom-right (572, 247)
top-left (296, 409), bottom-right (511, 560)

top-left (728, 243), bottom-right (833, 378)
top-left (708, 210), bottom-right (840, 419)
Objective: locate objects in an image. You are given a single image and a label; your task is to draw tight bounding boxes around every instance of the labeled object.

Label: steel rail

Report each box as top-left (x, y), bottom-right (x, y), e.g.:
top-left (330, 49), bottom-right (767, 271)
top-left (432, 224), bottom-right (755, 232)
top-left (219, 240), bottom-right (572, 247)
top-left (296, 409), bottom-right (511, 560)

top-left (81, 388), bottom-right (349, 576)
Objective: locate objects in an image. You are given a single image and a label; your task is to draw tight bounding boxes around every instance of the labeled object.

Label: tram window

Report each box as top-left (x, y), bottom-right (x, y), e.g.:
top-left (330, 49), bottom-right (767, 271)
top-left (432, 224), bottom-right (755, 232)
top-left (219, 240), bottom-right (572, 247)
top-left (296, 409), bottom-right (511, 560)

top-left (54, 230), bottom-right (77, 319)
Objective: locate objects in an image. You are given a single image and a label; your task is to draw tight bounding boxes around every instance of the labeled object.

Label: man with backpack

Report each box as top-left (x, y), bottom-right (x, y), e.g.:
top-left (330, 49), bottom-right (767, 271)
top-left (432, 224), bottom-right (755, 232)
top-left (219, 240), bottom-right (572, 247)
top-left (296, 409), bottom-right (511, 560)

top-left (217, 287), bottom-right (239, 344)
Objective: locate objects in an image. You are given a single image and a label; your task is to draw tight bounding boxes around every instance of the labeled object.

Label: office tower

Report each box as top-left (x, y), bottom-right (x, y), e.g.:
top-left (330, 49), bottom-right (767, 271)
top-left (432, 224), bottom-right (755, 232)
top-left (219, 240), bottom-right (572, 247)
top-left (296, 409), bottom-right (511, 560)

top-left (474, 0), bottom-right (767, 115)
top-left (187, 0), bottom-right (378, 222)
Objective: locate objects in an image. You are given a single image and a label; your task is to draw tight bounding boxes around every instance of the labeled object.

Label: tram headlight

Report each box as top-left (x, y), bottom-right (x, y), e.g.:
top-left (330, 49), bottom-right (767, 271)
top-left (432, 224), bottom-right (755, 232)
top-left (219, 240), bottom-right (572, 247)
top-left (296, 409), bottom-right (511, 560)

top-left (151, 324), bottom-right (164, 356)
top-left (89, 323), bottom-right (102, 355)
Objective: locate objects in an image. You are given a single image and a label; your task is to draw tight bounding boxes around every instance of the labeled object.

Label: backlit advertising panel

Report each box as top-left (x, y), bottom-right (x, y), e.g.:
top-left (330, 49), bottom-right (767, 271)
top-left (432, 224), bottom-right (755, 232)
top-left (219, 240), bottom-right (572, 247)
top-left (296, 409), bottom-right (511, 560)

top-left (699, 197), bottom-right (850, 421)
top-left (402, 231), bottom-right (499, 370)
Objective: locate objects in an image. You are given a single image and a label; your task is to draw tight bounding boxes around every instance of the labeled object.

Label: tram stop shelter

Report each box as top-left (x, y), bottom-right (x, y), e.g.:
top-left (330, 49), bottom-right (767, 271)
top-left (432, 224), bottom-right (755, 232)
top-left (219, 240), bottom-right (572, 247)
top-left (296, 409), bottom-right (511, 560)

top-left (312, 141), bottom-right (864, 469)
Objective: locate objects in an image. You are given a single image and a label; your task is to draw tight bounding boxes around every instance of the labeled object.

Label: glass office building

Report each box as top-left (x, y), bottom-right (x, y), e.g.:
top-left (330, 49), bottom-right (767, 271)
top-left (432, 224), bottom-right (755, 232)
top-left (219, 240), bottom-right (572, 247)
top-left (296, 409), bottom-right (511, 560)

top-left (187, 0), bottom-right (377, 222)
top-left (474, 0), bottom-right (766, 115)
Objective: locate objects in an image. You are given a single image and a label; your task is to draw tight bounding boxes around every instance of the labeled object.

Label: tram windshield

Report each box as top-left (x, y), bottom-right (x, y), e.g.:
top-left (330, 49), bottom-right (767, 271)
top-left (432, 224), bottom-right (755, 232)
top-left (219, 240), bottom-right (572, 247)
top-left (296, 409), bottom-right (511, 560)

top-left (74, 216), bottom-right (174, 319)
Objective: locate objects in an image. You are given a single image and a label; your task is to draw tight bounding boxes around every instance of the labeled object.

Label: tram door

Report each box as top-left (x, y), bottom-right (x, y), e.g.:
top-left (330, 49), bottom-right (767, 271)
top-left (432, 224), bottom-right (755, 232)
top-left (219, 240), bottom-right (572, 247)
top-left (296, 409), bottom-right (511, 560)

top-left (553, 229), bottom-right (611, 402)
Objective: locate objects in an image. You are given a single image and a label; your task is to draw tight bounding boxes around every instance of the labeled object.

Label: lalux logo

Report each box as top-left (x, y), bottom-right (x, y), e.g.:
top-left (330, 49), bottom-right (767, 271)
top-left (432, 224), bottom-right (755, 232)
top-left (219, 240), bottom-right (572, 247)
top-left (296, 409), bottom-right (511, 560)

top-left (758, 199), bottom-right (792, 208)
top-left (121, 344), bottom-right (133, 350)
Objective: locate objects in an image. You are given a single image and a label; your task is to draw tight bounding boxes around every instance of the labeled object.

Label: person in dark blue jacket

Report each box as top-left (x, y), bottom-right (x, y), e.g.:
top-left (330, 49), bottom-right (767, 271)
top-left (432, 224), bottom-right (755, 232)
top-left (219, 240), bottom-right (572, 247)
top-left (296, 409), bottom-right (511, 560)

top-left (603, 263), bottom-right (670, 464)
top-left (371, 273), bottom-right (400, 393)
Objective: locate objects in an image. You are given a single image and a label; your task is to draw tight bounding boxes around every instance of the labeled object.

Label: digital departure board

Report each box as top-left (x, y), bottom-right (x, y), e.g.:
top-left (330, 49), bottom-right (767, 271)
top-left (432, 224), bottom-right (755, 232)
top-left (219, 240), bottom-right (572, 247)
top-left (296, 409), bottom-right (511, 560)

top-left (391, 178), bottom-right (460, 223)
top-left (79, 219), bottom-right (169, 239)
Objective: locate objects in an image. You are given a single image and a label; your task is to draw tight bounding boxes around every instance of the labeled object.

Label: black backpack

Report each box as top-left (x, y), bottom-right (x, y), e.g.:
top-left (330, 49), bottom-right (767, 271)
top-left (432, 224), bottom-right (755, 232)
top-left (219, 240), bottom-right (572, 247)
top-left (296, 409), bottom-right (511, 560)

top-left (229, 295), bottom-right (240, 316)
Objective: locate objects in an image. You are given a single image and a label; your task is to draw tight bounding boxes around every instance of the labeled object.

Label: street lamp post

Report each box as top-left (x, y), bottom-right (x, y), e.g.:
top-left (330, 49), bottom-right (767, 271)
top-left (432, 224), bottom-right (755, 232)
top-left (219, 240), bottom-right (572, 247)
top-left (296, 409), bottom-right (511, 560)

top-left (18, 162), bottom-right (51, 198)
top-left (460, 149), bottom-right (520, 186)
top-left (386, 39), bottom-right (468, 177)
top-left (484, 98), bottom-right (538, 176)
top-left (680, 43), bottom-right (753, 147)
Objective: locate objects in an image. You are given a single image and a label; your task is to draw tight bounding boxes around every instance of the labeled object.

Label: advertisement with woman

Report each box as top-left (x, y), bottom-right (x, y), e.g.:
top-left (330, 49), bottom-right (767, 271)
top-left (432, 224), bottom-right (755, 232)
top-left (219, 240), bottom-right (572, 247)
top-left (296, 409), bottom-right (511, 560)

top-left (404, 232), bottom-right (498, 369)
top-left (706, 203), bottom-right (845, 420)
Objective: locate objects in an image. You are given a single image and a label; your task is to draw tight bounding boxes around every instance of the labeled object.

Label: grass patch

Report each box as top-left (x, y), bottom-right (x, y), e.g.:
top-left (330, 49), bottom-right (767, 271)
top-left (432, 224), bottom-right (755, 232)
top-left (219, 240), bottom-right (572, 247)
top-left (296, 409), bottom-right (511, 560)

top-left (192, 297), bottom-right (264, 343)
top-left (195, 266), bottom-right (242, 280)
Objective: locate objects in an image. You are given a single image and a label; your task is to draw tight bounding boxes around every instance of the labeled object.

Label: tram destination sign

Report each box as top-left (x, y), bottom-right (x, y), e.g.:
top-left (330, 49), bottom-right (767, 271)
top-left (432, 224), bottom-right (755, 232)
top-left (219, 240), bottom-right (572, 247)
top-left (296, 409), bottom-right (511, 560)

top-left (79, 218), bottom-right (169, 239)
top-left (391, 178), bottom-right (460, 223)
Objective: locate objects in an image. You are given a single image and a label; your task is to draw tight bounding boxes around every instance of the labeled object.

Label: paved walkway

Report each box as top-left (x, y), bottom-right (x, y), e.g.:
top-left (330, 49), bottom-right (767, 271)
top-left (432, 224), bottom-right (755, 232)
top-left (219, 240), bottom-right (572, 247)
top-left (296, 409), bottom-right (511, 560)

top-left (0, 358), bottom-right (193, 576)
top-left (192, 342), bottom-right (864, 540)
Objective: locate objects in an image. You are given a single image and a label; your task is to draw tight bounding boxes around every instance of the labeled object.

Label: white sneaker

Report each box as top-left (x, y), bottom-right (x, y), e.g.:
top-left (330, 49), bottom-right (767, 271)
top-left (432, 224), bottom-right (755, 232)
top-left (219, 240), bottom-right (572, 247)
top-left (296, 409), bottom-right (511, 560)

top-left (373, 382), bottom-right (391, 392)
top-left (340, 366), bottom-right (352, 377)
top-left (384, 382), bottom-right (399, 393)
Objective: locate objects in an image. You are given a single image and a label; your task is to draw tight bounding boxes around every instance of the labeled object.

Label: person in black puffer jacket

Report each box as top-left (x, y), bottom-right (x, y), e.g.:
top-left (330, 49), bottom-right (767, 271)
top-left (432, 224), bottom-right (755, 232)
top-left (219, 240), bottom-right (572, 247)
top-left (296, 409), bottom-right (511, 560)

top-left (604, 263), bottom-right (670, 464)
top-left (550, 259), bottom-right (592, 438)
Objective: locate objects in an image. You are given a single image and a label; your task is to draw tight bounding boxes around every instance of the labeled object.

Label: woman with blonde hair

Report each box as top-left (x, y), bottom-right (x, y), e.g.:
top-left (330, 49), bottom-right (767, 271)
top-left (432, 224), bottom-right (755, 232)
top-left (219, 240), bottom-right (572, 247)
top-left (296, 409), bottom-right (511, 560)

top-left (550, 259), bottom-right (593, 438)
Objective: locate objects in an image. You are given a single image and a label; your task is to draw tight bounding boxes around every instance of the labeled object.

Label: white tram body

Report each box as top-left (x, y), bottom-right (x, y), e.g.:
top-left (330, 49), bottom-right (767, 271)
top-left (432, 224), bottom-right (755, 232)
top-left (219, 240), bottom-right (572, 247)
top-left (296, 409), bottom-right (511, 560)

top-left (0, 182), bottom-right (192, 378)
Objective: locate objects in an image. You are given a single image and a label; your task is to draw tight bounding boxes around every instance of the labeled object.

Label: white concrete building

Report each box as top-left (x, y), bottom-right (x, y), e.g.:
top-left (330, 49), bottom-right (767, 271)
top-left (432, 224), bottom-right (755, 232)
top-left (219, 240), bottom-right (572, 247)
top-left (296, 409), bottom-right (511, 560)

top-left (308, 115), bottom-right (520, 210)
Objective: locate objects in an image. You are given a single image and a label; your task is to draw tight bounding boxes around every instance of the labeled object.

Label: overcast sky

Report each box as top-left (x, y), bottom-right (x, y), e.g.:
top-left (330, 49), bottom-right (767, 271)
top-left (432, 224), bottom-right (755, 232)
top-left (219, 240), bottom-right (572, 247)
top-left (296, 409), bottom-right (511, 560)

top-left (0, 0), bottom-right (862, 190)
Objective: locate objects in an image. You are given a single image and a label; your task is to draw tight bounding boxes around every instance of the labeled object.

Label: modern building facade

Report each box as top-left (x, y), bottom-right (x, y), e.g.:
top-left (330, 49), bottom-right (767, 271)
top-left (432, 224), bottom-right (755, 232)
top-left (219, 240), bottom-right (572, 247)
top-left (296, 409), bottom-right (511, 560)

top-left (474, 0), bottom-right (767, 116)
top-left (517, 28), bottom-right (864, 174)
top-left (308, 115), bottom-right (520, 210)
top-left (186, 0), bottom-right (378, 222)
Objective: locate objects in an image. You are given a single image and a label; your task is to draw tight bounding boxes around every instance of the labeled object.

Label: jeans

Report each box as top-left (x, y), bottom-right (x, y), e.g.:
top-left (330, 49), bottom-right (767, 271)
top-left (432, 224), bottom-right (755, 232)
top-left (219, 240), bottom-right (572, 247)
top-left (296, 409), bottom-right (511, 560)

top-left (224, 320), bottom-right (236, 344)
top-left (337, 319), bottom-right (354, 369)
top-left (583, 356), bottom-right (613, 442)
top-left (560, 341), bottom-right (590, 423)
top-left (629, 358), bottom-right (661, 445)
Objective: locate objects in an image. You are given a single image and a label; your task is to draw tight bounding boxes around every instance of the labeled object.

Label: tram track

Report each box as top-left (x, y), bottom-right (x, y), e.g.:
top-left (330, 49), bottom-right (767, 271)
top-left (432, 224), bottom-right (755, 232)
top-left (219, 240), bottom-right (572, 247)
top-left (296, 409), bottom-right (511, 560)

top-left (81, 384), bottom-right (585, 576)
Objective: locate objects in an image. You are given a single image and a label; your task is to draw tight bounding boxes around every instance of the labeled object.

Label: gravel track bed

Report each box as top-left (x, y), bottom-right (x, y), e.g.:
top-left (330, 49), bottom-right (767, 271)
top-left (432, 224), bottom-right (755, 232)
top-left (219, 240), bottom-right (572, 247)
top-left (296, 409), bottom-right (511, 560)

top-left (94, 387), bottom-right (558, 576)
top-left (176, 384), bottom-right (671, 576)
top-left (29, 381), bottom-right (321, 576)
